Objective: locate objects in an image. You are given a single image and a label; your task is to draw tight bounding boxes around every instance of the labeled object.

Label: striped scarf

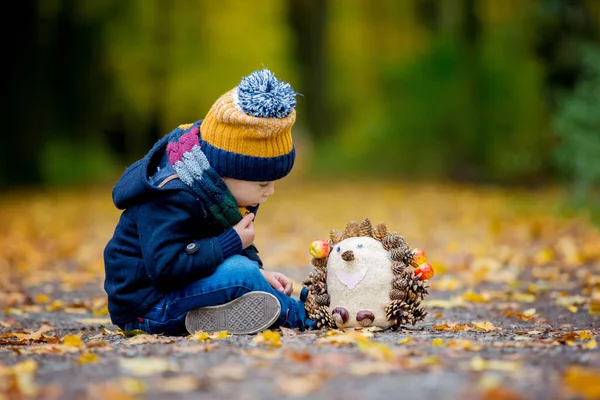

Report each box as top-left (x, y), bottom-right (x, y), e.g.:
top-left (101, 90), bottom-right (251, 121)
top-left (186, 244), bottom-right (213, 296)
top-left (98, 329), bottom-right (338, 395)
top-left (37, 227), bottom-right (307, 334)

top-left (166, 123), bottom-right (243, 228)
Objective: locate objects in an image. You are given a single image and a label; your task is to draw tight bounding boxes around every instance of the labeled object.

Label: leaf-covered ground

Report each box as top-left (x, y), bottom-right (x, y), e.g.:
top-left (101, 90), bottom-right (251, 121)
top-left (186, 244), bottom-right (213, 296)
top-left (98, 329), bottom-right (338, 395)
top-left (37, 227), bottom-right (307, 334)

top-left (1, 180), bottom-right (599, 400)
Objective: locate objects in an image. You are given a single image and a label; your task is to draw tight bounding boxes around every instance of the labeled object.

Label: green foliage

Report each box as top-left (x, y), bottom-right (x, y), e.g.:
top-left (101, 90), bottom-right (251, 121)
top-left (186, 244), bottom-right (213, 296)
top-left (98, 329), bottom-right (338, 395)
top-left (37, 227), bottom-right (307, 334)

top-left (553, 44), bottom-right (600, 208)
top-left (40, 140), bottom-right (120, 187)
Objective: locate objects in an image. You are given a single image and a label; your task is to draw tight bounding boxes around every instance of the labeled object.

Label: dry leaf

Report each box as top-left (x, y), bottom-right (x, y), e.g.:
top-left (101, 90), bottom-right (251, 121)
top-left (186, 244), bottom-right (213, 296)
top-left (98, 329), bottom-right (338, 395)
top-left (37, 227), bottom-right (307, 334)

top-left (207, 364), bottom-right (247, 380)
top-left (79, 352), bottom-right (99, 364)
top-left (252, 330), bottom-right (282, 347)
top-left (119, 357), bottom-right (180, 377)
top-left (153, 376), bottom-right (199, 393)
top-left (275, 375), bottom-right (322, 396)
top-left (63, 334), bottom-right (84, 347)
top-left (348, 362), bottom-right (398, 376)
top-left (564, 366), bottom-right (600, 400)
top-left (472, 321), bottom-right (498, 332)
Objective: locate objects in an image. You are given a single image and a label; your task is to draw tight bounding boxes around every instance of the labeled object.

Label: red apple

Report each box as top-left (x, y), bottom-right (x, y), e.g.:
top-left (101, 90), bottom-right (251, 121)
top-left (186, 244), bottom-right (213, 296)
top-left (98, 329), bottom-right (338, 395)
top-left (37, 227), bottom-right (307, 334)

top-left (412, 248), bottom-right (427, 265)
top-left (309, 239), bottom-right (330, 258)
top-left (415, 263), bottom-right (434, 280)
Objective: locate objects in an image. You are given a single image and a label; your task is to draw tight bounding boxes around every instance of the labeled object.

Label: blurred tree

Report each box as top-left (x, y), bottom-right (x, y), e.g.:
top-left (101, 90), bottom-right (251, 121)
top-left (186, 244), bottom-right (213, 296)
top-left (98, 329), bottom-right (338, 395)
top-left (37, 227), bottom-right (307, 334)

top-left (287, 0), bottom-right (329, 139)
top-left (553, 44), bottom-right (600, 206)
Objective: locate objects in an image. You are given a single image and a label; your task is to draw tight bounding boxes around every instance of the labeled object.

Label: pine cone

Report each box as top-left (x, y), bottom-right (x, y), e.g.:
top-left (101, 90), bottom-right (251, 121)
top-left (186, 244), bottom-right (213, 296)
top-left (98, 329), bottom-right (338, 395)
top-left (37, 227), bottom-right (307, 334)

top-left (313, 267), bottom-right (327, 283)
top-left (403, 275), bottom-right (429, 301)
top-left (382, 233), bottom-right (400, 251)
top-left (315, 293), bottom-right (330, 306)
top-left (390, 248), bottom-right (407, 262)
top-left (412, 306), bottom-right (427, 324)
top-left (358, 218), bottom-right (373, 237)
top-left (385, 300), bottom-right (415, 327)
top-left (311, 257), bottom-right (328, 269)
top-left (304, 294), bottom-right (319, 316)
top-left (309, 280), bottom-right (324, 295)
top-left (329, 229), bottom-right (343, 245)
top-left (390, 289), bottom-right (405, 300)
top-left (391, 261), bottom-right (407, 275)
top-left (313, 305), bottom-right (336, 329)
top-left (343, 221), bottom-right (359, 238)
top-left (373, 222), bottom-right (388, 241)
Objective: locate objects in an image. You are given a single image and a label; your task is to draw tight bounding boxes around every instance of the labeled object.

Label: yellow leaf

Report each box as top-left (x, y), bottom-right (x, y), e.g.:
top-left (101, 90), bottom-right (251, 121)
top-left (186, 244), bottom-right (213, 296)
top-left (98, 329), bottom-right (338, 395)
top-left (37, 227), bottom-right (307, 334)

top-left (432, 338), bottom-right (444, 347)
top-left (45, 299), bottom-right (64, 312)
top-left (583, 339), bottom-right (597, 350)
top-left (252, 330), bottom-right (282, 347)
top-left (79, 352), bottom-right (99, 364)
top-left (398, 337), bottom-right (413, 345)
top-left (512, 293), bottom-right (536, 303)
top-left (564, 366), bottom-right (600, 399)
top-left (63, 334), bottom-right (84, 347)
top-left (567, 305), bottom-right (578, 313)
top-left (192, 331), bottom-right (210, 342)
top-left (34, 293), bottom-right (51, 304)
top-left (579, 330), bottom-right (594, 340)
top-left (464, 291), bottom-right (488, 303)
top-left (120, 376), bottom-right (148, 395)
top-left (357, 340), bottom-right (394, 361)
top-left (209, 331), bottom-right (231, 339)
top-left (523, 308), bottom-right (536, 317)
top-left (472, 321), bottom-right (497, 332)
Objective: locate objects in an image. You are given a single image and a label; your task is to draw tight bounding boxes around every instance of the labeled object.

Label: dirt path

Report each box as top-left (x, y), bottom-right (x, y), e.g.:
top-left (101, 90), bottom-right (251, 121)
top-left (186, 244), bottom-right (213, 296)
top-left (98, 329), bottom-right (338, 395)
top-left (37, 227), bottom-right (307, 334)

top-left (1, 266), bottom-right (598, 400)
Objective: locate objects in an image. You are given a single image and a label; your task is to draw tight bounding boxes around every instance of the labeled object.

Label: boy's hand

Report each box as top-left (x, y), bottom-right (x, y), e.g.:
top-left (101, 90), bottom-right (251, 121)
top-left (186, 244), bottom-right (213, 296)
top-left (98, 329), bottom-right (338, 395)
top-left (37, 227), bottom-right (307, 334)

top-left (233, 213), bottom-right (255, 249)
top-left (261, 270), bottom-right (293, 295)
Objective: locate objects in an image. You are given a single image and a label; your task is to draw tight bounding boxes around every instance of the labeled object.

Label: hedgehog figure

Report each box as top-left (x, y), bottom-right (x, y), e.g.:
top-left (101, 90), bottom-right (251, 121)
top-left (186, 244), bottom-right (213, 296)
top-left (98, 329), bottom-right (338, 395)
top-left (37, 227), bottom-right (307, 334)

top-left (302, 218), bottom-right (433, 329)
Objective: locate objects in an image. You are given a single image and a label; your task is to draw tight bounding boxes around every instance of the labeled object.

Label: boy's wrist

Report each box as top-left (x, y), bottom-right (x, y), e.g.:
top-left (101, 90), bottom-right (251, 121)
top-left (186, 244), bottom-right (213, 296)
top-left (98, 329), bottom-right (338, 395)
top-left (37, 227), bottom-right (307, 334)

top-left (217, 228), bottom-right (243, 259)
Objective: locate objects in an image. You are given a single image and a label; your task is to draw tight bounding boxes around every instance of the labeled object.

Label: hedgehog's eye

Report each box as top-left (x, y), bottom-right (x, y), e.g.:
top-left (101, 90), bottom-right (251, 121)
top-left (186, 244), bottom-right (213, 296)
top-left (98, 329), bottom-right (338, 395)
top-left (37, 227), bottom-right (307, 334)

top-left (336, 246), bottom-right (341, 253)
top-left (357, 243), bottom-right (363, 248)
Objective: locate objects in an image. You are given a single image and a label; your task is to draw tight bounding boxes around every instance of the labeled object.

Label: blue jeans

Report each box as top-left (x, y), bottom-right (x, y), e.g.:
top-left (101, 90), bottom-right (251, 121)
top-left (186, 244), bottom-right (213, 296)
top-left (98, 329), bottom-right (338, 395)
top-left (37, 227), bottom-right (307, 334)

top-left (120, 255), bottom-right (307, 335)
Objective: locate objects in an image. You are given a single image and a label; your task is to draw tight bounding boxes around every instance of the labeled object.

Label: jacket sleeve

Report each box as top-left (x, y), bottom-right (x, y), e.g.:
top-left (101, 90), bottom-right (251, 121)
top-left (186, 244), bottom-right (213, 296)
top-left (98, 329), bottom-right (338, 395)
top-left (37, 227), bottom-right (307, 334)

top-left (137, 191), bottom-right (242, 288)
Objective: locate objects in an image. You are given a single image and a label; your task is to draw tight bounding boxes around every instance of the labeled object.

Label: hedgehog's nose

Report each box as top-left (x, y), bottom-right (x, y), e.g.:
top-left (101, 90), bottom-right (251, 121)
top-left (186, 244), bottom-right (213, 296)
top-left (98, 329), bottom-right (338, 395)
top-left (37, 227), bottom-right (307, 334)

top-left (341, 250), bottom-right (355, 262)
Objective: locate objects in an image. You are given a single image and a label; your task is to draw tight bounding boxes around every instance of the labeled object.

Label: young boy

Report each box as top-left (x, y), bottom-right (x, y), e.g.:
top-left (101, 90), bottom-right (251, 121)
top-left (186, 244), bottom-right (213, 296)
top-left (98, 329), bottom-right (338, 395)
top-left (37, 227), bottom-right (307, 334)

top-left (104, 69), bottom-right (311, 335)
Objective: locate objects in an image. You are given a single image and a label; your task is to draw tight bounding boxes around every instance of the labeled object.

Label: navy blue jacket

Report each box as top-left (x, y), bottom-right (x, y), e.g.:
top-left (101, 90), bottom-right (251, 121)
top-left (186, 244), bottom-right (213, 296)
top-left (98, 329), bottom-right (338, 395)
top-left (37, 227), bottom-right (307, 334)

top-left (104, 128), bottom-right (262, 326)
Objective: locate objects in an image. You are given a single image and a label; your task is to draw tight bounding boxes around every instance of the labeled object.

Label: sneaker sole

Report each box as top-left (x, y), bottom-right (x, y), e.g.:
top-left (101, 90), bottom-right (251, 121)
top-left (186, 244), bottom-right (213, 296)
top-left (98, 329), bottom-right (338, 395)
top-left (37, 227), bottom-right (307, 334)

top-left (184, 291), bottom-right (281, 335)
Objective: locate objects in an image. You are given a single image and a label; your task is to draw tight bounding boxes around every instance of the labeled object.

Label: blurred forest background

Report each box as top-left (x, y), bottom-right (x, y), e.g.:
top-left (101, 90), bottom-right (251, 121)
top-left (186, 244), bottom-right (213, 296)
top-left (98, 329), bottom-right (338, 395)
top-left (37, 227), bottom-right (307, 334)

top-left (3, 0), bottom-right (600, 209)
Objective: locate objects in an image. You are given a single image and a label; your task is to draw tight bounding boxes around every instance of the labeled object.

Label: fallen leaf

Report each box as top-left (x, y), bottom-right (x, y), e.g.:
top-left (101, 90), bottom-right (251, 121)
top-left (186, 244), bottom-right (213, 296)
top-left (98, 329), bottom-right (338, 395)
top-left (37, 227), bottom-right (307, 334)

top-left (348, 362), bottom-right (398, 376)
top-left (275, 375), bottom-right (322, 396)
top-left (252, 330), bottom-right (282, 347)
top-left (77, 318), bottom-right (112, 325)
top-left (398, 337), bottom-right (413, 345)
top-left (154, 376), bottom-right (199, 392)
top-left (207, 364), bottom-right (247, 380)
top-left (357, 340), bottom-right (395, 361)
top-left (119, 357), bottom-right (180, 377)
top-left (472, 321), bottom-right (498, 332)
top-left (63, 334), bottom-right (84, 347)
top-left (563, 366), bottom-right (600, 399)
top-left (79, 352), bottom-right (99, 364)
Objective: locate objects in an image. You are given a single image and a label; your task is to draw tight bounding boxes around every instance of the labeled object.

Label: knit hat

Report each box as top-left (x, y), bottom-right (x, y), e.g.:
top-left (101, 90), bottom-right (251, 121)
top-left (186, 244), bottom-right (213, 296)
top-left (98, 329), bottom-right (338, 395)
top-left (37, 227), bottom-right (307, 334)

top-left (199, 69), bottom-right (297, 182)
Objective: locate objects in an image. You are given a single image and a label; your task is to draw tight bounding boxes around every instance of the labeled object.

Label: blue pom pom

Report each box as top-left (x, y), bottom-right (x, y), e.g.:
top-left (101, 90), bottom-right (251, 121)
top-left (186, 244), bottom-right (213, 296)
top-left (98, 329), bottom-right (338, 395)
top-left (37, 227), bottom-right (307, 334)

top-left (237, 69), bottom-right (297, 118)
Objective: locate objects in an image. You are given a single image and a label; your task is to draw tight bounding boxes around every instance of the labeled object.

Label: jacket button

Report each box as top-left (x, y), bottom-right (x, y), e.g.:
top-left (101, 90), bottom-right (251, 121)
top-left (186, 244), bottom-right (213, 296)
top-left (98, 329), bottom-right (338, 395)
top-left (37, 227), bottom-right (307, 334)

top-left (185, 243), bottom-right (199, 254)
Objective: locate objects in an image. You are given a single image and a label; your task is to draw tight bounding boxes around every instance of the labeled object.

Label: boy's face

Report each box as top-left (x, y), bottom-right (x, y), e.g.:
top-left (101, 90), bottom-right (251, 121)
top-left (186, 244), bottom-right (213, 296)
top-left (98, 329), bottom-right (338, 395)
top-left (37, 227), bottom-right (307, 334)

top-left (223, 178), bottom-right (275, 207)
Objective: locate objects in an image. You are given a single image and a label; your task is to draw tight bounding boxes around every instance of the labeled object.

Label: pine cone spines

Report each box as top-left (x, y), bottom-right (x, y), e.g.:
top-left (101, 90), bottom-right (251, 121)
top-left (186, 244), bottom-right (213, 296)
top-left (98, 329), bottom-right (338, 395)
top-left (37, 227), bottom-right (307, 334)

top-left (311, 257), bottom-right (328, 269)
top-left (358, 218), bottom-right (373, 237)
top-left (329, 229), bottom-right (343, 245)
top-left (315, 293), bottom-right (330, 306)
top-left (391, 261), bottom-right (407, 275)
top-left (343, 221), bottom-right (359, 238)
top-left (373, 222), bottom-right (388, 241)
top-left (382, 233), bottom-right (400, 251)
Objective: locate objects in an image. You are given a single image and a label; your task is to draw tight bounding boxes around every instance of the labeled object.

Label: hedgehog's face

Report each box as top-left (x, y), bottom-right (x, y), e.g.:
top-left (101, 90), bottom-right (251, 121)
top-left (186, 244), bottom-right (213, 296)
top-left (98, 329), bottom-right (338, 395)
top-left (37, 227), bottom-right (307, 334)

top-left (327, 237), bottom-right (390, 290)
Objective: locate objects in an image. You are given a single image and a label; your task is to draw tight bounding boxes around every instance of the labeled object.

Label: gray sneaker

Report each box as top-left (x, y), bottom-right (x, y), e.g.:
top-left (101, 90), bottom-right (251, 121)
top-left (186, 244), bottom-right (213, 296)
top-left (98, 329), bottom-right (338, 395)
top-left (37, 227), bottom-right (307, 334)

top-left (184, 291), bottom-right (281, 335)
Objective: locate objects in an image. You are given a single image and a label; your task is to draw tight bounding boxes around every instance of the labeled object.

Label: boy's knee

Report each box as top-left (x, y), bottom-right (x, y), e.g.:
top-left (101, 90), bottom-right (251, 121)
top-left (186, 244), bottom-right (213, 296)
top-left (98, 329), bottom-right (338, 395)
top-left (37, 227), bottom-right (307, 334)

top-left (219, 255), bottom-right (262, 279)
